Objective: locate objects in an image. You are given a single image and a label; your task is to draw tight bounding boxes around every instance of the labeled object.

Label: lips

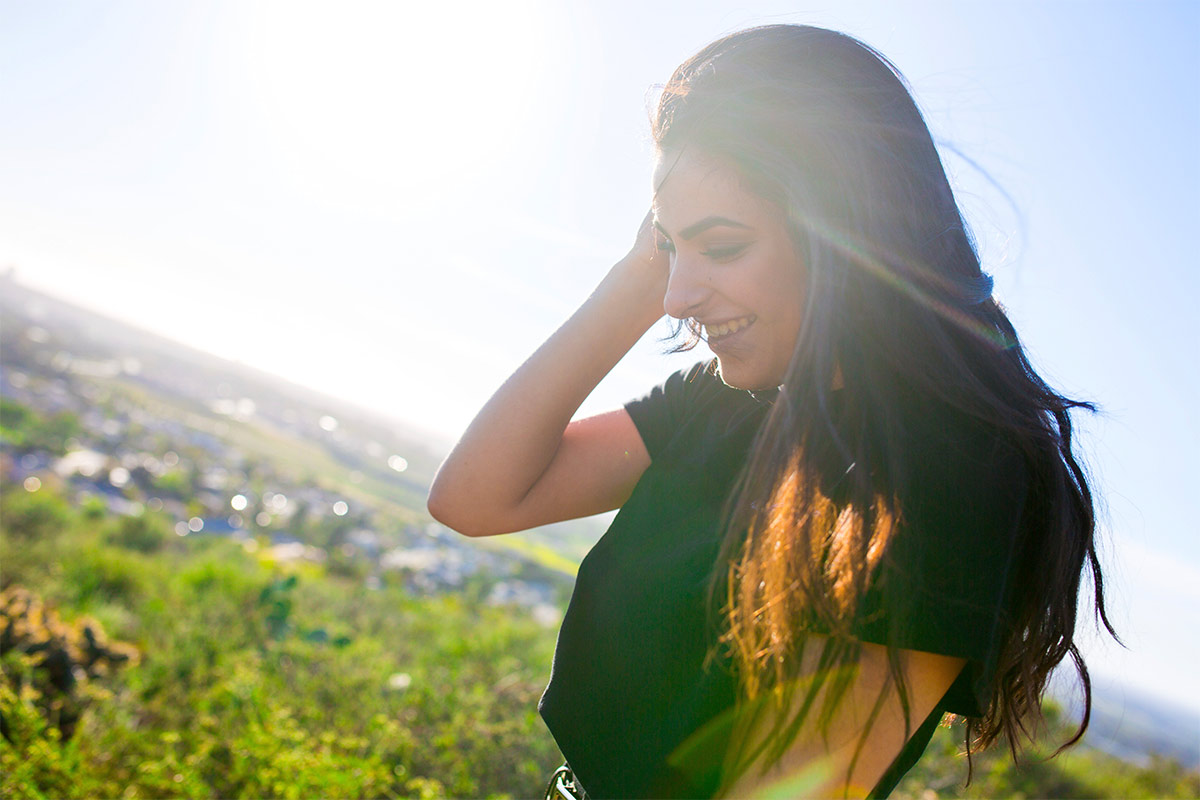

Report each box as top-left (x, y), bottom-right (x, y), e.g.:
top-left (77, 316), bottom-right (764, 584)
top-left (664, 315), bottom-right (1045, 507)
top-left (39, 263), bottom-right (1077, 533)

top-left (702, 315), bottom-right (756, 341)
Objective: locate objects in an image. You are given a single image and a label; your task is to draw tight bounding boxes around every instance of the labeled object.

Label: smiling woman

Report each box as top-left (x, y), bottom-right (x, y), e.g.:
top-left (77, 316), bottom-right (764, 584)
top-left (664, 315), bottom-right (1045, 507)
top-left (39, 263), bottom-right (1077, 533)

top-left (652, 150), bottom-right (808, 392)
top-left (428, 24), bottom-right (1116, 799)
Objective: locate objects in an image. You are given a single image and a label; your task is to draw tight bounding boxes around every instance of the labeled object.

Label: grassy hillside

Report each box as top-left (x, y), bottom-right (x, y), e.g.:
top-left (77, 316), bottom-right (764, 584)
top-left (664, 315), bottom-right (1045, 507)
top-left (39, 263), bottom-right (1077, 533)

top-left (1, 485), bottom-right (564, 799)
top-left (4, 484), bottom-right (1198, 799)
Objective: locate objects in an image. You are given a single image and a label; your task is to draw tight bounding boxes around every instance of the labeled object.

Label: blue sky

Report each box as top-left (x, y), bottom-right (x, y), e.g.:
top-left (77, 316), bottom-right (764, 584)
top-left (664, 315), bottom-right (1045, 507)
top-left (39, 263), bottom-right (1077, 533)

top-left (2, 0), bottom-right (1197, 716)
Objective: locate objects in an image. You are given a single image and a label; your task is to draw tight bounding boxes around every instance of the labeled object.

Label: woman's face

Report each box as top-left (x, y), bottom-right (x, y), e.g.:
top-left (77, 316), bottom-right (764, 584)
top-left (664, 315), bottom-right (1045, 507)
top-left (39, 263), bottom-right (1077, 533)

top-left (653, 149), bottom-right (807, 391)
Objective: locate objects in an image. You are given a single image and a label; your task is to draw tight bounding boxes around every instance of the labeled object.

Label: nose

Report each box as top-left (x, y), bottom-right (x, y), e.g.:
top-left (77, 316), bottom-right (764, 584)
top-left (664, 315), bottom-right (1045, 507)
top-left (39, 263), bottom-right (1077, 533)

top-left (662, 253), bottom-right (712, 320)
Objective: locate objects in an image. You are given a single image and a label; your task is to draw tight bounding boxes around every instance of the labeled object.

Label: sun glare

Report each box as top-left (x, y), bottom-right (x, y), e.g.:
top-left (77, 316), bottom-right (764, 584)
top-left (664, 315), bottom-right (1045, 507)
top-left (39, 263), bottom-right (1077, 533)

top-left (238, 0), bottom-right (551, 202)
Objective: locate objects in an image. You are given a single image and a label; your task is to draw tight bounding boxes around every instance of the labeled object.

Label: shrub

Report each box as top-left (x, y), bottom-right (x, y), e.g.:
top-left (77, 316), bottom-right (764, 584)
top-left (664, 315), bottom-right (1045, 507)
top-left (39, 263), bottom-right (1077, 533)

top-left (0, 586), bottom-right (139, 743)
top-left (105, 512), bottom-right (170, 553)
top-left (0, 486), bottom-right (72, 542)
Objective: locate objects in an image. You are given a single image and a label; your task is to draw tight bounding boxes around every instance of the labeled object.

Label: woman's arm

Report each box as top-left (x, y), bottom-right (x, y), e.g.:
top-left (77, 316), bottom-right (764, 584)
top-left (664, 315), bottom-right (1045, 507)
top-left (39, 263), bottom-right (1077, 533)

top-left (724, 640), bottom-right (965, 799)
top-left (427, 216), bottom-right (668, 537)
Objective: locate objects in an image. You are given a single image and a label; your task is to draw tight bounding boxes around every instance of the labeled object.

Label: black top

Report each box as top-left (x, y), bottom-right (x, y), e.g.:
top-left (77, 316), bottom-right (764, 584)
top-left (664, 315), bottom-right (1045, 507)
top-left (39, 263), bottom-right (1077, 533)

top-left (539, 361), bottom-right (1029, 798)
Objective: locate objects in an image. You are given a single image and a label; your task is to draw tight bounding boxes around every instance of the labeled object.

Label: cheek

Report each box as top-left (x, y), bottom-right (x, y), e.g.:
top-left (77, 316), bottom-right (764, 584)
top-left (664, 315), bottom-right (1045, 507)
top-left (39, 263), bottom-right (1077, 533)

top-left (762, 248), bottom-right (807, 305)
top-left (767, 252), bottom-right (807, 343)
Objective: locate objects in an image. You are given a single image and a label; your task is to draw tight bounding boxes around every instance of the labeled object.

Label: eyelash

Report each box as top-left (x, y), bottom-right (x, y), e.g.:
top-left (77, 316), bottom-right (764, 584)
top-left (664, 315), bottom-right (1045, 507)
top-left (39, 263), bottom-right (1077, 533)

top-left (703, 244), bottom-right (749, 261)
top-left (656, 240), bottom-right (749, 262)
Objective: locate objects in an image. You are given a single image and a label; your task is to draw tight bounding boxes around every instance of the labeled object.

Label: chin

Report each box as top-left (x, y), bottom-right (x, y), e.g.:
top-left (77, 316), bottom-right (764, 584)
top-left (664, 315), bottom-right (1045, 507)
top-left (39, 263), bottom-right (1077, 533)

top-left (715, 359), bottom-right (781, 392)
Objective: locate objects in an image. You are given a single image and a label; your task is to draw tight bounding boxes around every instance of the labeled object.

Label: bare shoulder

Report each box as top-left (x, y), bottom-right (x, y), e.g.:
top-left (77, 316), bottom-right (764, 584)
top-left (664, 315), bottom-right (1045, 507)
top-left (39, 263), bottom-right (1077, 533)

top-left (518, 408), bottom-right (651, 526)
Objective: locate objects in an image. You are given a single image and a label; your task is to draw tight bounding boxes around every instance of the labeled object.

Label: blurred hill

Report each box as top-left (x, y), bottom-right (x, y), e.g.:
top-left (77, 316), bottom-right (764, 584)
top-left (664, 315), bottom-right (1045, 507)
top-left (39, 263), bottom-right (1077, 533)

top-left (2, 270), bottom-right (443, 489)
top-left (0, 270), bottom-right (607, 564)
top-left (1055, 670), bottom-right (1200, 770)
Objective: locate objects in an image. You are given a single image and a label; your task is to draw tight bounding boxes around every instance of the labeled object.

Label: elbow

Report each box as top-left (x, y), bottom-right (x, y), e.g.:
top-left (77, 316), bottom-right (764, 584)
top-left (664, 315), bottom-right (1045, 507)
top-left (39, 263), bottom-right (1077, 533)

top-left (427, 456), bottom-right (524, 537)
top-left (426, 483), bottom-right (496, 538)
top-left (426, 483), bottom-right (465, 535)
top-left (425, 488), bottom-right (449, 527)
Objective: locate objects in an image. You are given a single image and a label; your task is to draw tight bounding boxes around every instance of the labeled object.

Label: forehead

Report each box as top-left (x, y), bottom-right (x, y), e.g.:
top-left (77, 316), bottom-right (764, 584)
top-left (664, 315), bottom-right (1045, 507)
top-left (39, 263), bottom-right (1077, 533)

top-left (652, 149), bottom-right (776, 229)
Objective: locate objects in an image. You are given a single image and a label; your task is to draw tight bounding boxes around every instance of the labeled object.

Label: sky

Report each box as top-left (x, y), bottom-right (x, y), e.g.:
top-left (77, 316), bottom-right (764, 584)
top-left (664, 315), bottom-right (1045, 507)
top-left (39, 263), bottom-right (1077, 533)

top-left (1, 1), bottom-right (1197, 716)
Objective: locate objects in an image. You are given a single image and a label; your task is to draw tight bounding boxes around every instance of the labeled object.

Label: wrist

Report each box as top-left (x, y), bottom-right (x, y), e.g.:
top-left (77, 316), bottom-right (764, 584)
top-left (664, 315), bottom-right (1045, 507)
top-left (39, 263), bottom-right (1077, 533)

top-left (601, 256), bottom-right (667, 331)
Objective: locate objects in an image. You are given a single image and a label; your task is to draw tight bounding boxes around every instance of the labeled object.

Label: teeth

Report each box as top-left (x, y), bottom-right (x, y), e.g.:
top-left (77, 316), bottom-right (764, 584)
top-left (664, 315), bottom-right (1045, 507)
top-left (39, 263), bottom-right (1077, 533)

top-left (704, 316), bottom-right (754, 339)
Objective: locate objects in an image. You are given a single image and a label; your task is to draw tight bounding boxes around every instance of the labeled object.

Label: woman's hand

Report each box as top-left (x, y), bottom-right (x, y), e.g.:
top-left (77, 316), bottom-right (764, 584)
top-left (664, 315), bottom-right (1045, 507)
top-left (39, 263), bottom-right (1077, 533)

top-left (626, 209), bottom-right (670, 274)
top-left (612, 210), bottom-right (672, 329)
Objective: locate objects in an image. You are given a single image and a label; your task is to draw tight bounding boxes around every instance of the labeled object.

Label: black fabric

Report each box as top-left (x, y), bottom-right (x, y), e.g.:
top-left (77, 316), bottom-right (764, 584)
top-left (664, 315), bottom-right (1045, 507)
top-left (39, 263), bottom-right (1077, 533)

top-left (538, 361), bottom-right (1028, 798)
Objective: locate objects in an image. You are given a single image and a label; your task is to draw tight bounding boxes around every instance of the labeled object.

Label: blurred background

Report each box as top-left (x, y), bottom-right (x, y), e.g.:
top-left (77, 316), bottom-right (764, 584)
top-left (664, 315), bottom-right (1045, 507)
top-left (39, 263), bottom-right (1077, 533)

top-left (2, 1), bottom-right (1197, 797)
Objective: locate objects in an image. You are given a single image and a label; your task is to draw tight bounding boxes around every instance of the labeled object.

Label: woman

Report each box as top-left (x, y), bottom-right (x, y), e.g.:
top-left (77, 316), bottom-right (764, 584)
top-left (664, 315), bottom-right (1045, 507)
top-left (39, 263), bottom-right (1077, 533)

top-left (428, 25), bottom-right (1115, 799)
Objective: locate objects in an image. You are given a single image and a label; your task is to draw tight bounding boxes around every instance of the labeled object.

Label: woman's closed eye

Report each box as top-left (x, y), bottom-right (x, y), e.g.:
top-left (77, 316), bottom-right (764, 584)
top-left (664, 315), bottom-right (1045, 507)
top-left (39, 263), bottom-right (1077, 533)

top-left (701, 242), bottom-right (751, 261)
top-left (654, 237), bottom-right (752, 262)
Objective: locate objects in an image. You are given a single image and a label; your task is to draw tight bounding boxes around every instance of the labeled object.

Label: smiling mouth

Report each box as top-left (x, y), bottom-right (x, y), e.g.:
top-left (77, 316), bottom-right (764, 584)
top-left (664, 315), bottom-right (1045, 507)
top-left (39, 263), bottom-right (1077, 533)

top-left (702, 315), bottom-right (756, 341)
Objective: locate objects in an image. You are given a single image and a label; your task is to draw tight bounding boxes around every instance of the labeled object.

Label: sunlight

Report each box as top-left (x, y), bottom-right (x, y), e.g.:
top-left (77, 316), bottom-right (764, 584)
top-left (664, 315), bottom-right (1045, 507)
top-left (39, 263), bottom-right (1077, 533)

top-left (238, 0), bottom-right (550, 202)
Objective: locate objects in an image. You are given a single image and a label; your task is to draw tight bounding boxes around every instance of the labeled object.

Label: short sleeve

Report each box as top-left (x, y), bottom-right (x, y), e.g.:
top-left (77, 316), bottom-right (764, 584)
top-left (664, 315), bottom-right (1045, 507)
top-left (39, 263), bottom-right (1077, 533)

top-left (624, 361), bottom-right (715, 461)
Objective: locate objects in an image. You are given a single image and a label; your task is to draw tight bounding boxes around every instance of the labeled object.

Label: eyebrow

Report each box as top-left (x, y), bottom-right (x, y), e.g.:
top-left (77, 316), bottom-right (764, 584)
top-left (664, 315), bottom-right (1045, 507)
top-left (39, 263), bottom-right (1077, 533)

top-left (654, 215), bottom-right (753, 241)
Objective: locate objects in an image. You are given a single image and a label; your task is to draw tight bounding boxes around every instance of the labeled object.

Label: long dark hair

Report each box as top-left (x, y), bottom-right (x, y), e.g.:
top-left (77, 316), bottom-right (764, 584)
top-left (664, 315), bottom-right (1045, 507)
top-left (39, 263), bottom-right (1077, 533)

top-left (652, 25), bottom-right (1118, 786)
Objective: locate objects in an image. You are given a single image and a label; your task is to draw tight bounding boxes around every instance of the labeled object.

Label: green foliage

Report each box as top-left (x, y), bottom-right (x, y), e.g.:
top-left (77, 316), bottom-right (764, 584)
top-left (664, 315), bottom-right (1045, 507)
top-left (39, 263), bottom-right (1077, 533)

top-left (0, 397), bottom-right (81, 455)
top-left (1, 485), bottom-right (72, 542)
top-left (152, 467), bottom-right (194, 499)
top-left (79, 496), bottom-right (106, 522)
top-left (258, 574), bottom-right (299, 641)
top-left (104, 511), bottom-right (171, 553)
top-left (60, 545), bottom-right (152, 609)
top-left (2, 681), bottom-right (85, 800)
top-left (1, 586), bottom-right (139, 750)
top-left (1, 486), bottom-right (563, 798)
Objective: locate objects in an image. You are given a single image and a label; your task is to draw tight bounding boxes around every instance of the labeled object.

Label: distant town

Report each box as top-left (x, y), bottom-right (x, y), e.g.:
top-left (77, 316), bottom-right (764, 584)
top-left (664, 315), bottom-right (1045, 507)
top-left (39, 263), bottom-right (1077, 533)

top-left (1, 275), bottom-right (570, 628)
